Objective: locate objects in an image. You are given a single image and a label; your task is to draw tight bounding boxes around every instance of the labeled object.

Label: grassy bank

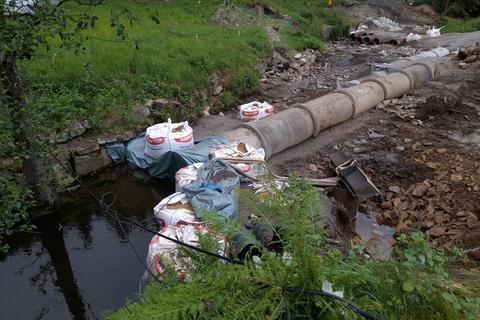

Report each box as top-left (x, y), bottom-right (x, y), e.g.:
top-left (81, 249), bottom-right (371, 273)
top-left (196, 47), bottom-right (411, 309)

top-left (441, 16), bottom-right (480, 33)
top-left (20, 0), bottom-right (347, 135)
top-left (106, 179), bottom-right (480, 320)
top-left (22, 0), bottom-right (270, 134)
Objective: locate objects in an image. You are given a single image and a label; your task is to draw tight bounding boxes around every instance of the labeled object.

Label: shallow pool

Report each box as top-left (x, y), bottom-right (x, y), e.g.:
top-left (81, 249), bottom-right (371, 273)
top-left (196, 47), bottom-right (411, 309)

top-left (0, 168), bottom-right (173, 320)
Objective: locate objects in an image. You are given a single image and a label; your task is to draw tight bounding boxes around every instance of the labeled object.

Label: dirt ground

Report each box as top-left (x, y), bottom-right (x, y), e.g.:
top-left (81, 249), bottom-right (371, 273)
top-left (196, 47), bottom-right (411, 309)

top-left (272, 67), bottom-right (480, 252)
top-left (194, 33), bottom-right (480, 255)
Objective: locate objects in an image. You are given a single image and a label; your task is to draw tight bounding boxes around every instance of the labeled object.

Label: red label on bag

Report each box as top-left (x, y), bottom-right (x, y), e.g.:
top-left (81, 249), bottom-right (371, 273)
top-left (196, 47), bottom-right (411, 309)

top-left (174, 133), bottom-right (193, 143)
top-left (147, 136), bottom-right (166, 145)
top-left (242, 110), bottom-right (259, 117)
top-left (240, 165), bottom-right (251, 172)
top-left (265, 107), bottom-right (273, 114)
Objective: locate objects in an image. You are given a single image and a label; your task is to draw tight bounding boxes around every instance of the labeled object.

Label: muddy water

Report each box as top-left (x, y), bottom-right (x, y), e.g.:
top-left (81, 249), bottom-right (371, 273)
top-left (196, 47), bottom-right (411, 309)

top-left (0, 168), bottom-right (173, 320)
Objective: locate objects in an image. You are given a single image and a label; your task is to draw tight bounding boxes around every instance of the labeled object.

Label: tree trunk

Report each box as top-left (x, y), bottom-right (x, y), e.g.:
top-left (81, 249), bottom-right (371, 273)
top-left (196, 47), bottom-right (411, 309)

top-left (1, 52), bottom-right (59, 208)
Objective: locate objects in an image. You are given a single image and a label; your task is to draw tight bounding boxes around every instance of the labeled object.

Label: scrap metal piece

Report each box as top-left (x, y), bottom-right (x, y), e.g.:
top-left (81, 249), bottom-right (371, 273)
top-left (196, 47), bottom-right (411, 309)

top-left (329, 150), bottom-right (380, 198)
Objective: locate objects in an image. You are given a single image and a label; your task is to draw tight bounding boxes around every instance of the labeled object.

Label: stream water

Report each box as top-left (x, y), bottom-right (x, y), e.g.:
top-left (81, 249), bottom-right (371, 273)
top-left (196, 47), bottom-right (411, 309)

top-left (0, 167), bottom-right (174, 320)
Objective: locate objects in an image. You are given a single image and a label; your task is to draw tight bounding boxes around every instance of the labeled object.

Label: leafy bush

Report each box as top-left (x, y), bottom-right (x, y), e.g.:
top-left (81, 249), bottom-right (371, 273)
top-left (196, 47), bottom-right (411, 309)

top-left (0, 175), bottom-right (35, 253)
top-left (106, 178), bottom-right (480, 320)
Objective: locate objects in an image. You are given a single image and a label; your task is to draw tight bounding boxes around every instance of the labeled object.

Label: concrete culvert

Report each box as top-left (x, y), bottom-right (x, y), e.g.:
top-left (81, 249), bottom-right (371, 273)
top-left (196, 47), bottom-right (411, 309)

top-left (373, 38), bottom-right (380, 45)
top-left (390, 39), bottom-right (398, 46)
top-left (363, 37), bottom-right (371, 44)
top-left (240, 107), bottom-right (315, 159)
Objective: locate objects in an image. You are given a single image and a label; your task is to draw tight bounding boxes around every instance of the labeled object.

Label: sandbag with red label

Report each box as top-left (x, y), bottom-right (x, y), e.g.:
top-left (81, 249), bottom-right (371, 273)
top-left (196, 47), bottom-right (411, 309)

top-left (145, 224), bottom-right (227, 281)
top-left (153, 192), bottom-right (201, 227)
top-left (239, 101), bottom-right (274, 121)
top-left (144, 118), bottom-right (194, 159)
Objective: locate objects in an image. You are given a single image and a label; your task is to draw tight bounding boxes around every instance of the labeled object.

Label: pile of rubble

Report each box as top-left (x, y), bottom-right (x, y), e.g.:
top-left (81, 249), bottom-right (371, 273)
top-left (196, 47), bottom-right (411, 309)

top-left (458, 43), bottom-right (480, 66)
top-left (377, 95), bottom-right (426, 123)
top-left (374, 147), bottom-right (480, 249)
top-left (263, 49), bottom-right (326, 84)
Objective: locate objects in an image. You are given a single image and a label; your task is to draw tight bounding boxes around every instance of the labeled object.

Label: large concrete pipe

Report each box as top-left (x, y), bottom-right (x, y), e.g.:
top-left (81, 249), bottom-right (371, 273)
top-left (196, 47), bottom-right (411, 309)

top-left (224, 57), bottom-right (442, 159)
top-left (222, 127), bottom-right (262, 149)
top-left (297, 93), bottom-right (354, 137)
top-left (362, 71), bottom-right (412, 99)
top-left (334, 81), bottom-right (386, 117)
top-left (402, 61), bottom-right (435, 83)
top-left (364, 46), bottom-right (453, 80)
top-left (239, 107), bottom-right (315, 159)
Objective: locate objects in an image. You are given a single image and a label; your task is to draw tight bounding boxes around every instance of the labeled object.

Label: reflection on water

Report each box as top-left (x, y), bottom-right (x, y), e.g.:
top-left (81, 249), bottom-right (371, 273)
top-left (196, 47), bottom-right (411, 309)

top-left (0, 167), bottom-right (173, 320)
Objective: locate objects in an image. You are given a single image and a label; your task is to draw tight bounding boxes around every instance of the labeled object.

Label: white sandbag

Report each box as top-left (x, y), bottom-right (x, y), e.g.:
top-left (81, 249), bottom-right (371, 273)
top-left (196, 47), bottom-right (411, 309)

top-left (145, 225), bottom-right (196, 281)
top-left (175, 163), bottom-right (204, 192)
top-left (144, 118), bottom-right (194, 159)
top-left (209, 141), bottom-right (266, 177)
top-left (406, 33), bottom-right (422, 42)
top-left (169, 121), bottom-right (194, 151)
top-left (239, 101), bottom-right (274, 121)
top-left (146, 224), bottom-right (227, 281)
top-left (153, 192), bottom-right (199, 227)
top-left (145, 122), bottom-right (170, 159)
top-left (426, 26), bottom-right (443, 38)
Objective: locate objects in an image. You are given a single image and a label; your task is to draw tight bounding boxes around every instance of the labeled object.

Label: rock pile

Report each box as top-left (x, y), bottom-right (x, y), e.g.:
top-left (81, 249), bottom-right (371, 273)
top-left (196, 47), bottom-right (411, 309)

top-left (377, 95), bottom-right (426, 121)
top-left (263, 49), bottom-right (326, 84)
top-left (458, 43), bottom-right (480, 65)
top-left (375, 148), bottom-right (480, 249)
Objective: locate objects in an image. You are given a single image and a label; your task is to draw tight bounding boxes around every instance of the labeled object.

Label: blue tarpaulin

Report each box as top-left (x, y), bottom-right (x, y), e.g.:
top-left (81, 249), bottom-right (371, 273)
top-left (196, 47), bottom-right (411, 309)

top-left (106, 134), bottom-right (228, 179)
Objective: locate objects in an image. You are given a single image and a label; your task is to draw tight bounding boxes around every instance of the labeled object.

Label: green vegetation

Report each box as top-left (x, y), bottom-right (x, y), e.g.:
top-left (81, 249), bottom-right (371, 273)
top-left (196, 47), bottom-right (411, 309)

top-left (21, 0), bottom-right (349, 134)
top-left (22, 0), bottom-right (271, 134)
top-left (413, 0), bottom-right (480, 18)
top-left (0, 175), bottom-right (35, 253)
top-left (413, 0), bottom-right (480, 32)
top-left (441, 16), bottom-right (480, 33)
top-left (238, 0), bottom-right (349, 50)
top-left (107, 178), bottom-right (480, 320)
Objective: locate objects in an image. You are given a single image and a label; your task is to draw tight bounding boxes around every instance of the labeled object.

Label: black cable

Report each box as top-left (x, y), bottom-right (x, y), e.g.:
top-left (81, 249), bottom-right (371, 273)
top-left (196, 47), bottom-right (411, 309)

top-left (112, 209), bottom-right (244, 265)
top-left (284, 288), bottom-right (383, 320)
top-left (111, 205), bottom-right (164, 285)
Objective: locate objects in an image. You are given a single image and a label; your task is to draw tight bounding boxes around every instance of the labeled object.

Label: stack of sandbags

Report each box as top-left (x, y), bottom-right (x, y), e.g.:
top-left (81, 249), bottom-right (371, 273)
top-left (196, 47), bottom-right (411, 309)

top-left (146, 192), bottom-right (227, 281)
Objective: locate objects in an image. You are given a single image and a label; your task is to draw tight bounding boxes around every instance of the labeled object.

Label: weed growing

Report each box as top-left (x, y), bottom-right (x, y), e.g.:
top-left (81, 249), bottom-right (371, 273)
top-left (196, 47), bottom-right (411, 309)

top-left (106, 178), bottom-right (480, 320)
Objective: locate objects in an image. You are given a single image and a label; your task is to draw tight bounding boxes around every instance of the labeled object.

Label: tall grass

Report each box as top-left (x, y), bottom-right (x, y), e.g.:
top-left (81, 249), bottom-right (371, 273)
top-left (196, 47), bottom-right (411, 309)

top-left (22, 0), bottom-right (271, 133)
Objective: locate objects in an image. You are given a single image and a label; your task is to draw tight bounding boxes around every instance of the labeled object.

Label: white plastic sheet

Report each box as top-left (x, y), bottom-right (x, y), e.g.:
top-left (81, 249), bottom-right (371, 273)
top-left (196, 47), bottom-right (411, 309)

top-left (175, 163), bottom-right (204, 192)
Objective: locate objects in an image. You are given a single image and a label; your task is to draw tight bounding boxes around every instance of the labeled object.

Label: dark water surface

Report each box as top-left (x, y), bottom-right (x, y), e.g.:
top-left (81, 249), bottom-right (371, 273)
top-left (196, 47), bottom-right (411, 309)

top-left (0, 168), bottom-right (173, 320)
